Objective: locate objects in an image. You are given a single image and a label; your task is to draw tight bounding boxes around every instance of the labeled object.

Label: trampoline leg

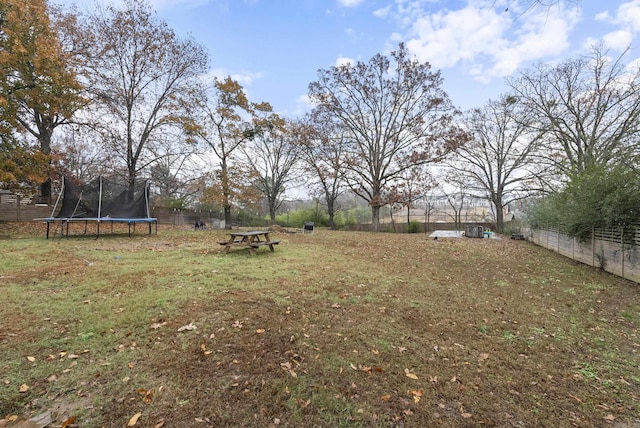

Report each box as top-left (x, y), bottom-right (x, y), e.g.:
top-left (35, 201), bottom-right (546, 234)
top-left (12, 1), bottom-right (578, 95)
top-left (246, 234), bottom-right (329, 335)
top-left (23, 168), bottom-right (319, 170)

top-left (46, 221), bottom-right (50, 239)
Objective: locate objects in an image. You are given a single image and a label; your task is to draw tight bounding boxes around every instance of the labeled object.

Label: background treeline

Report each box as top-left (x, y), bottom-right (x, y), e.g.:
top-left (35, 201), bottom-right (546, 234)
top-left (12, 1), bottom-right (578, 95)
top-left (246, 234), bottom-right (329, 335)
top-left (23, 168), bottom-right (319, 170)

top-left (2, 0), bottom-right (640, 235)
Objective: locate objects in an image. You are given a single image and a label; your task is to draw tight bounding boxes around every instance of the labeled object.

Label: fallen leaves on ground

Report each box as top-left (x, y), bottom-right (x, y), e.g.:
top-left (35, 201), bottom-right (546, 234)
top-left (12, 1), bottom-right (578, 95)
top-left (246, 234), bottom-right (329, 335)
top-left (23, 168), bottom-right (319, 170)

top-left (137, 388), bottom-right (154, 404)
top-left (280, 362), bottom-right (297, 377)
top-left (200, 343), bottom-right (213, 355)
top-left (127, 412), bottom-right (142, 426)
top-left (404, 369), bottom-right (418, 380)
top-left (61, 416), bottom-right (77, 428)
top-left (409, 389), bottom-right (423, 403)
top-left (177, 323), bottom-right (197, 332)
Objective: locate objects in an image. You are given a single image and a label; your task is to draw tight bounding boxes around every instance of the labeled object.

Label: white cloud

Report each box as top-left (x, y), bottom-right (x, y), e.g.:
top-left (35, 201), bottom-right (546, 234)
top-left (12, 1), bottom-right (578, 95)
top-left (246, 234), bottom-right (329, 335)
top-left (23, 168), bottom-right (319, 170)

top-left (337, 0), bottom-right (364, 7)
top-left (204, 68), bottom-right (264, 86)
top-left (397, 1), bottom-right (580, 82)
top-left (296, 94), bottom-right (313, 108)
top-left (585, 1), bottom-right (640, 52)
top-left (296, 93), bottom-right (311, 103)
top-left (335, 56), bottom-right (355, 67)
top-left (373, 5), bottom-right (392, 18)
top-left (389, 32), bottom-right (403, 42)
top-left (602, 30), bottom-right (634, 51)
top-left (230, 71), bottom-right (264, 86)
top-left (485, 6), bottom-right (580, 77)
top-left (279, 94), bottom-right (314, 118)
top-left (624, 57), bottom-right (640, 75)
top-left (405, 6), bottom-right (510, 69)
top-left (582, 36), bottom-right (600, 49)
top-left (593, 2), bottom-right (640, 33)
top-left (614, 0), bottom-right (640, 32)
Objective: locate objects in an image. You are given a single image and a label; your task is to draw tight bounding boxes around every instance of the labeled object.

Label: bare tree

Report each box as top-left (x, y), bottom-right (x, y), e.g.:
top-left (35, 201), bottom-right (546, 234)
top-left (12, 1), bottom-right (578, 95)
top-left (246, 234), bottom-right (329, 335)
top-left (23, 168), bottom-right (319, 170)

top-left (437, 170), bottom-right (474, 230)
top-left (451, 95), bottom-right (543, 232)
top-left (147, 137), bottom-right (206, 209)
top-left (308, 43), bottom-right (467, 231)
top-left (242, 110), bottom-right (302, 222)
top-left (82, 0), bottom-right (208, 193)
top-left (387, 165), bottom-right (435, 227)
top-left (508, 45), bottom-right (640, 179)
top-left (297, 113), bottom-right (348, 229)
top-left (53, 126), bottom-right (103, 183)
top-left (502, 0), bottom-right (578, 14)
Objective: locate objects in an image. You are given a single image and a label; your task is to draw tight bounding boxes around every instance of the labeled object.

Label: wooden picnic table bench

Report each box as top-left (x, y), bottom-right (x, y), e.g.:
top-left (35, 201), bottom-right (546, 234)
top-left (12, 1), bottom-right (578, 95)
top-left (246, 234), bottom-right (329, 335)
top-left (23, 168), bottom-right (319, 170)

top-left (219, 230), bottom-right (280, 255)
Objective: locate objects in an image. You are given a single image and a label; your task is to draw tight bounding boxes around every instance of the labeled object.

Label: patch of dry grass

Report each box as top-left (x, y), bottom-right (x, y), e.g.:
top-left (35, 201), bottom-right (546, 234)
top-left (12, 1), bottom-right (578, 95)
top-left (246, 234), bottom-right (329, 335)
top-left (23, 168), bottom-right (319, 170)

top-left (1, 223), bottom-right (639, 427)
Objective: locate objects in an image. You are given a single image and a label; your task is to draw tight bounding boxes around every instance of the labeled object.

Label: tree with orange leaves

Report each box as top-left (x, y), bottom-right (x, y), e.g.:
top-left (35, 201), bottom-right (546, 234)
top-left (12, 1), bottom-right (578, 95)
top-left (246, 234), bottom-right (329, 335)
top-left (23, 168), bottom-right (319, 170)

top-left (190, 77), bottom-right (262, 229)
top-left (0, 0), bottom-right (83, 197)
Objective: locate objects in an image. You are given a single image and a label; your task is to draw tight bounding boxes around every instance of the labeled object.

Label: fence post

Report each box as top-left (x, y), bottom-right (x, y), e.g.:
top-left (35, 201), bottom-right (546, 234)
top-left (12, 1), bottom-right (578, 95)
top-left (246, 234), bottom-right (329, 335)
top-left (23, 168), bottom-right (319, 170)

top-left (592, 226), bottom-right (595, 268)
top-left (621, 226), bottom-right (625, 279)
top-left (546, 225), bottom-right (549, 249)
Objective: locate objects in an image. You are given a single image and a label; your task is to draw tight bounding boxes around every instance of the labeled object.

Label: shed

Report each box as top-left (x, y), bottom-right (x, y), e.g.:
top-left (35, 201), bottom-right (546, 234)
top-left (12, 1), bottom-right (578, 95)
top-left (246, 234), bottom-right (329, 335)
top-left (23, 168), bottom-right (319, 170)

top-left (465, 225), bottom-right (484, 238)
top-left (303, 221), bottom-right (314, 233)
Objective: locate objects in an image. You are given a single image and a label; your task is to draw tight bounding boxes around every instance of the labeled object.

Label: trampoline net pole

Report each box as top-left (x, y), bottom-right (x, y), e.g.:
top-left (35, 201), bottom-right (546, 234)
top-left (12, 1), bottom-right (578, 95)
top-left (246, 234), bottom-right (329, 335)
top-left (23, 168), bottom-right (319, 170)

top-left (50, 176), bottom-right (65, 218)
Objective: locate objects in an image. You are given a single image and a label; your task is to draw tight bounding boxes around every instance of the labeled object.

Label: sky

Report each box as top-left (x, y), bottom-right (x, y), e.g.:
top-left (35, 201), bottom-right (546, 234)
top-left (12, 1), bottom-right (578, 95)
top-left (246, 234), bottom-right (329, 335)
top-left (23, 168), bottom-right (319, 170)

top-left (53, 0), bottom-right (640, 117)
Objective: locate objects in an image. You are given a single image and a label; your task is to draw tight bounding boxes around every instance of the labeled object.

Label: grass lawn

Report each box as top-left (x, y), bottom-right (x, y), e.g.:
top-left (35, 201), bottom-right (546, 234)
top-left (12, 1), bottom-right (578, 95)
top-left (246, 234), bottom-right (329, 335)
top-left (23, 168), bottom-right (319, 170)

top-left (1, 223), bottom-right (639, 427)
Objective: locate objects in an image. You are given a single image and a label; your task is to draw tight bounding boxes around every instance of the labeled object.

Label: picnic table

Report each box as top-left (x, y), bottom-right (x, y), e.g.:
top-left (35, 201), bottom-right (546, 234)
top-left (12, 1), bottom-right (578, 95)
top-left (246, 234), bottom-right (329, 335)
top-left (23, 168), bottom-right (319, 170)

top-left (219, 230), bottom-right (280, 255)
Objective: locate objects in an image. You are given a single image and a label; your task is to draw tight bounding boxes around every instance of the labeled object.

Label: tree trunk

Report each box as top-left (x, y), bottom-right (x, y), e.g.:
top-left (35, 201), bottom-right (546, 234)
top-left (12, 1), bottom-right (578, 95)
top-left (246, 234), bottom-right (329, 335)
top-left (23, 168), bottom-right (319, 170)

top-left (327, 198), bottom-right (336, 230)
top-left (495, 201), bottom-right (504, 233)
top-left (221, 159), bottom-right (232, 229)
top-left (390, 207), bottom-right (396, 233)
top-left (38, 125), bottom-right (53, 203)
top-left (224, 205), bottom-right (232, 229)
top-left (371, 205), bottom-right (380, 232)
top-left (40, 181), bottom-right (52, 203)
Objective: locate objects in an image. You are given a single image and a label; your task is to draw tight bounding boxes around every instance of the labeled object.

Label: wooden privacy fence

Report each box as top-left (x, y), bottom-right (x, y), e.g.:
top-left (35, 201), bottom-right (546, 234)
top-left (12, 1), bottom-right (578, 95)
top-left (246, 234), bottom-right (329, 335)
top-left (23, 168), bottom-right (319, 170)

top-left (346, 222), bottom-right (494, 233)
top-left (0, 198), bottom-right (225, 228)
top-left (0, 193), bottom-right (53, 221)
top-left (529, 225), bottom-right (640, 284)
top-left (150, 207), bottom-right (224, 228)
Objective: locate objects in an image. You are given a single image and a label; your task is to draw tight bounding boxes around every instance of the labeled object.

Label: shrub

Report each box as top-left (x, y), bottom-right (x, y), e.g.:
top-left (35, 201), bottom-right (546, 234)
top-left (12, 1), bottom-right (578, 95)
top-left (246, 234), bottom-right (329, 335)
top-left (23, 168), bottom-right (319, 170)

top-left (408, 220), bottom-right (422, 233)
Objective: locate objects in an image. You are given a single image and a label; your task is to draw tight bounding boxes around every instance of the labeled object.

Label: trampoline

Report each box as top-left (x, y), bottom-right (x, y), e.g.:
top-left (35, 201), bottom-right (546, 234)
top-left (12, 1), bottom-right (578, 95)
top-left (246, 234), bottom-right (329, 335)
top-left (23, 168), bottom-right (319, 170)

top-left (45, 175), bottom-right (157, 239)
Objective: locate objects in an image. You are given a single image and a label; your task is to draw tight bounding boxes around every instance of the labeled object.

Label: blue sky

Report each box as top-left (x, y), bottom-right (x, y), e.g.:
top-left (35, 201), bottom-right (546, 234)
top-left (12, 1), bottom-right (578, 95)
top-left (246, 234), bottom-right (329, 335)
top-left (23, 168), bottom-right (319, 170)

top-left (57, 0), bottom-right (640, 117)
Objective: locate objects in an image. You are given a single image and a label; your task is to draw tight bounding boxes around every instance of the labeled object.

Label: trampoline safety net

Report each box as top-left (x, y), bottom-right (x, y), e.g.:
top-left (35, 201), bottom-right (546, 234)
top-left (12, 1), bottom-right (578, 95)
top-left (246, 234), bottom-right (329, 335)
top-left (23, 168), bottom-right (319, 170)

top-left (55, 175), bottom-right (151, 219)
top-left (45, 176), bottom-right (157, 238)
